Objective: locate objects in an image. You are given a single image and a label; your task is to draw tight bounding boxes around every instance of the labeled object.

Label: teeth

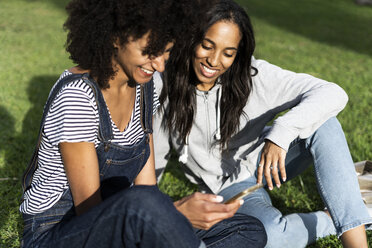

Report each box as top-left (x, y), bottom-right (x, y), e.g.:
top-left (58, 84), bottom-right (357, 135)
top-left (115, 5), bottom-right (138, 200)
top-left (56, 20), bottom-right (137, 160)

top-left (203, 65), bottom-right (217, 74)
top-left (140, 67), bottom-right (154, 74)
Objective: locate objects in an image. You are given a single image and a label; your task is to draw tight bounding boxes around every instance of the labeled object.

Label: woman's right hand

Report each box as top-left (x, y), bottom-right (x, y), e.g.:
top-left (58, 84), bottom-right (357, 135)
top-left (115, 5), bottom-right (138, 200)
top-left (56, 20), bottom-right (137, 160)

top-left (174, 192), bottom-right (243, 230)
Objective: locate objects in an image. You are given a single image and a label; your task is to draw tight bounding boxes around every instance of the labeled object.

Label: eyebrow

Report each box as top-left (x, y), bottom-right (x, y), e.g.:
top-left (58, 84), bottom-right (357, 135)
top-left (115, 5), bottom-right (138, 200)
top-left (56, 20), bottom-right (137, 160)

top-left (204, 38), bottom-right (238, 51)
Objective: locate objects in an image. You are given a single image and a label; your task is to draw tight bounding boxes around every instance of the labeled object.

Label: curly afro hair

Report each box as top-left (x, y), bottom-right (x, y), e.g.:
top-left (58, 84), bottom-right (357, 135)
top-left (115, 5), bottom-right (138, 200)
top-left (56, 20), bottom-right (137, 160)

top-left (64, 0), bottom-right (198, 89)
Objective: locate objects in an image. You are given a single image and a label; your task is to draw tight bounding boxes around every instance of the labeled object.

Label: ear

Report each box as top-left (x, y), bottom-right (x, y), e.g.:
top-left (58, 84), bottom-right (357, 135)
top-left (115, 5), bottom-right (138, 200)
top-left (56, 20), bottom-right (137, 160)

top-left (113, 37), bottom-right (120, 49)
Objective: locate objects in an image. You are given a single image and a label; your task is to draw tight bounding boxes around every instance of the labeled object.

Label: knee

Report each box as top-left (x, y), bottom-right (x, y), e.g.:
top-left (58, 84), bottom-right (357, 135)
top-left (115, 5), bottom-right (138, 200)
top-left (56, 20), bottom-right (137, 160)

top-left (226, 214), bottom-right (268, 247)
top-left (307, 117), bottom-right (347, 149)
top-left (312, 117), bottom-right (343, 138)
top-left (117, 186), bottom-right (185, 221)
top-left (108, 187), bottom-right (200, 247)
top-left (117, 185), bottom-right (172, 210)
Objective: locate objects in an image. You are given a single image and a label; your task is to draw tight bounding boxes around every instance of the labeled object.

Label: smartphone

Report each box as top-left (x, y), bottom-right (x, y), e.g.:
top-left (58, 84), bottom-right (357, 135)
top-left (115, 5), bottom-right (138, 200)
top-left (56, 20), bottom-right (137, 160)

top-left (224, 183), bottom-right (263, 204)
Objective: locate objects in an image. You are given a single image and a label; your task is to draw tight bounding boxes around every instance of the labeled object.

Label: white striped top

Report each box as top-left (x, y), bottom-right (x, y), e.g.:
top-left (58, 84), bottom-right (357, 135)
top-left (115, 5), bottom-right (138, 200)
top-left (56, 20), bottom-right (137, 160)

top-left (20, 70), bottom-right (160, 214)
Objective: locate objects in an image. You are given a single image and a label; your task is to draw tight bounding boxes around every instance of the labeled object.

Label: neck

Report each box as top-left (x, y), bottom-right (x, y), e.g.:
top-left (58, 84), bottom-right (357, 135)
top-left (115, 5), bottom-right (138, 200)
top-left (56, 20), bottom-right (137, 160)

top-left (108, 61), bottom-right (133, 90)
top-left (196, 82), bottom-right (216, 91)
top-left (68, 66), bottom-right (89, 74)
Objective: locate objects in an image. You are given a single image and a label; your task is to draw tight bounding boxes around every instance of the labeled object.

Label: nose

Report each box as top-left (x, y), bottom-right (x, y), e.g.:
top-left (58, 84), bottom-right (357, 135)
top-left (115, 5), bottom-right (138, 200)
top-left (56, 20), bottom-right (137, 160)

top-left (151, 54), bottom-right (167, 72)
top-left (206, 51), bottom-right (219, 67)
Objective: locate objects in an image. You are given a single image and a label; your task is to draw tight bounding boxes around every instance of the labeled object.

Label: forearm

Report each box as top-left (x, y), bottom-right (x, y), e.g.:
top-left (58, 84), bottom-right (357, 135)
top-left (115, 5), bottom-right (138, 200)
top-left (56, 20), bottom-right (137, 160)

top-left (266, 83), bottom-right (348, 151)
top-left (134, 134), bottom-right (157, 185)
top-left (254, 58), bottom-right (348, 150)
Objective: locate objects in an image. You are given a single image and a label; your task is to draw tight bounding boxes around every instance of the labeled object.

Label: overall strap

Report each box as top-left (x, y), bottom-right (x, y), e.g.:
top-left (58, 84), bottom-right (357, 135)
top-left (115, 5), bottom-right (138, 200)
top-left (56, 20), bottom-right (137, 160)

top-left (140, 79), bottom-right (154, 137)
top-left (21, 73), bottom-right (112, 193)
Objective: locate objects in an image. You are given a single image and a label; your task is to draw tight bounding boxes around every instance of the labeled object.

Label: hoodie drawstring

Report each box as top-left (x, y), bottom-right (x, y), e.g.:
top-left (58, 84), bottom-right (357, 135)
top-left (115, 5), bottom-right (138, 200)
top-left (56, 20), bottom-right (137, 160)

top-left (215, 87), bottom-right (221, 140)
top-left (179, 136), bottom-right (189, 164)
top-left (179, 84), bottom-right (222, 164)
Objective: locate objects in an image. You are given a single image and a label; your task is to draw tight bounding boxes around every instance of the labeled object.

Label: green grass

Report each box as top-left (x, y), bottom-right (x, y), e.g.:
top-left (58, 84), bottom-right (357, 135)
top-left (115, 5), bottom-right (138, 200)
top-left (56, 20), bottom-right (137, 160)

top-left (0, 0), bottom-right (71, 246)
top-left (0, 0), bottom-right (371, 247)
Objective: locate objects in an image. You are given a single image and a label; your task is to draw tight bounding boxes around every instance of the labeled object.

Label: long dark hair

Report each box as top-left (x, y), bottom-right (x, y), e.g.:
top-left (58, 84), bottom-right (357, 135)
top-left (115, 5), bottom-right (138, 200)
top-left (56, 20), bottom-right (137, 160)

top-left (161, 0), bottom-right (257, 149)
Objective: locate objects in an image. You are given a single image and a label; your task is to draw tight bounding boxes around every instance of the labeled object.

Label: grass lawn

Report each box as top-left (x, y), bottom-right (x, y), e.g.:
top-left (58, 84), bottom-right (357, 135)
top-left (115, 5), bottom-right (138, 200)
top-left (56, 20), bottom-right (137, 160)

top-left (0, 0), bottom-right (371, 247)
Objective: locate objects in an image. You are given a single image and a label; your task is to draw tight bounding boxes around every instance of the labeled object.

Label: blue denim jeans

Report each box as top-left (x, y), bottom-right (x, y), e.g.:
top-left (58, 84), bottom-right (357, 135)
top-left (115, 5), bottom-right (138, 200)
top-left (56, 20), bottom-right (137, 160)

top-left (23, 186), bottom-right (203, 248)
top-left (196, 214), bottom-right (267, 248)
top-left (218, 117), bottom-right (372, 248)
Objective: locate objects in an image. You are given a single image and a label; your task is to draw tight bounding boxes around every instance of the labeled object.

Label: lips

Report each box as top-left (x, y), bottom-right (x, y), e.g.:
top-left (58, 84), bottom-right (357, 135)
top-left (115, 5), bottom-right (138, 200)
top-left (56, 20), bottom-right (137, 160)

top-left (139, 67), bottom-right (154, 77)
top-left (200, 63), bottom-right (218, 78)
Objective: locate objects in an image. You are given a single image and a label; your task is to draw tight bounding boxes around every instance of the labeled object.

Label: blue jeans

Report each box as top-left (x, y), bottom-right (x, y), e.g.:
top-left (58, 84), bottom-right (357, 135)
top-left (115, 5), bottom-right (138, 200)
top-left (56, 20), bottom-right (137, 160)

top-left (218, 117), bottom-right (372, 248)
top-left (196, 214), bottom-right (267, 248)
top-left (23, 185), bottom-right (204, 248)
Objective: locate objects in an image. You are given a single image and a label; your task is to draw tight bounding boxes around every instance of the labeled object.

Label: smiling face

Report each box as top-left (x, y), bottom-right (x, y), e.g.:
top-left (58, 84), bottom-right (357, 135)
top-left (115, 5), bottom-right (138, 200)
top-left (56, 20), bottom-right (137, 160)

top-left (193, 21), bottom-right (242, 91)
top-left (114, 32), bottom-right (173, 84)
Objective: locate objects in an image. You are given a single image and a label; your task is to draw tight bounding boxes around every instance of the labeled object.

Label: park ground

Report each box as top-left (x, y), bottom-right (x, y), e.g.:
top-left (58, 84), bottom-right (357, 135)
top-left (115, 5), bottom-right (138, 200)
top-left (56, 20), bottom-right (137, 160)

top-left (0, 0), bottom-right (372, 247)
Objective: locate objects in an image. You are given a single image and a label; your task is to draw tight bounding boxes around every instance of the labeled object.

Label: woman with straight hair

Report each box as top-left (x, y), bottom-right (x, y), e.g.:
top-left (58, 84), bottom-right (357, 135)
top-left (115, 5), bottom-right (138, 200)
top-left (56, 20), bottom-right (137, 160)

top-left (153, 0), bottom-right (372, 247)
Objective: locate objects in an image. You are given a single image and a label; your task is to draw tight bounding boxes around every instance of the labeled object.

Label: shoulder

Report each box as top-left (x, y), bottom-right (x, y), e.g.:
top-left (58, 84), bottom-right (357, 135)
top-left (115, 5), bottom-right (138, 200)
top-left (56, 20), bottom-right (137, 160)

top-left (44, 71), bottom-right (100, 121)
top-left (251, 56), bottom-right (287, 77)
top-left (44, 72), bottom-right (100, 144)
top-left (53, 71), bottom-right (97, 105)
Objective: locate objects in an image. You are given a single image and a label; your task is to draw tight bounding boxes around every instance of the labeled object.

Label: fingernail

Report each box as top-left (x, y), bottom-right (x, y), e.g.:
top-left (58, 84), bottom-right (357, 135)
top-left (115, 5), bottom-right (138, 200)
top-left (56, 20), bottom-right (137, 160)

top-left (283, 177), bottom-right (287, 182)
top-left (277, 184), bottom-right (281, 188)
top-left (269, 186), bottom-right (273, 191)
top-left (239, 199), bottom-right (244, 205)
top-left (215, 195), bottom-right (224, 202)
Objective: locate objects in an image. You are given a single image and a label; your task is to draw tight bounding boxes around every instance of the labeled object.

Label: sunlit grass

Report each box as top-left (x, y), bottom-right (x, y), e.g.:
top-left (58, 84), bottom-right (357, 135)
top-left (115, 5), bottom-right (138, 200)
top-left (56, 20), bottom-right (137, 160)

top-left (0, 0), bottom-right (371, 247)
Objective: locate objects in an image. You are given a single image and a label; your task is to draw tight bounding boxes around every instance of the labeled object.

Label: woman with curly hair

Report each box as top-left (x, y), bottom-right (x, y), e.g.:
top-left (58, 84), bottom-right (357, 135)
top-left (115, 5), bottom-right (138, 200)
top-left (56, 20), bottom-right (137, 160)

top-left (19, 0), bottom-right (205, 247)
top-left (154, 0), bottom-right (371, 247)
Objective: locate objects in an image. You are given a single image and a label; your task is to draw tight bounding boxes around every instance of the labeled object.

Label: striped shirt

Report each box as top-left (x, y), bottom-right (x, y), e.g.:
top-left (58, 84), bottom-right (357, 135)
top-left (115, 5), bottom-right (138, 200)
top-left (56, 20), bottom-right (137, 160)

top-left (20, 70), bottom-right (160, 214)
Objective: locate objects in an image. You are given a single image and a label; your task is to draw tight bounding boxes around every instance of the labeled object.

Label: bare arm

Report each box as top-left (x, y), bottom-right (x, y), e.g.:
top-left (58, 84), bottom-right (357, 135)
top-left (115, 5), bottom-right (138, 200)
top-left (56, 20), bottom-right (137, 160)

top-left (60, 142), bottom-right (102, 216)
top-left (134, 133), bottom-right (157, 185)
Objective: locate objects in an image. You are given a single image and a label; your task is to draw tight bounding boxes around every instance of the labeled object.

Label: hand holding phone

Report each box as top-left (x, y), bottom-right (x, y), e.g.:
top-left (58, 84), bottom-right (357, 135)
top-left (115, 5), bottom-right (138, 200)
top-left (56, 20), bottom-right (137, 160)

top-left (224, 183), bottom-right (263, 204)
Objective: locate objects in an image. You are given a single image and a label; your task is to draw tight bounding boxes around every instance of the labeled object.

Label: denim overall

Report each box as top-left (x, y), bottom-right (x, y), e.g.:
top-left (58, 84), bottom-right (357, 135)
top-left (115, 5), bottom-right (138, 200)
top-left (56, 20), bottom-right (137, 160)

top-left (22, 73), bottom-right (153, 196)
top-left (20, 74), bottom-right (203, 248)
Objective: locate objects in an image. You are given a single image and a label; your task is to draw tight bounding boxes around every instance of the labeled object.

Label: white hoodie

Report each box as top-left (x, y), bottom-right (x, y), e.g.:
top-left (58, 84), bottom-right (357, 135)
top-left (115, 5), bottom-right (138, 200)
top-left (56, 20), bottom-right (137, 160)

top-left (153, 57), bottom-right (348, 194)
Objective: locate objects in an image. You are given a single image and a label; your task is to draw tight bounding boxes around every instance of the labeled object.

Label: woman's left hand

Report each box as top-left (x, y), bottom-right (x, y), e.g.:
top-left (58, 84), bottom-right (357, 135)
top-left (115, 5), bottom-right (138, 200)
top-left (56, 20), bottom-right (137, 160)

top-left (256, 140), bottom-right (287, 190)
